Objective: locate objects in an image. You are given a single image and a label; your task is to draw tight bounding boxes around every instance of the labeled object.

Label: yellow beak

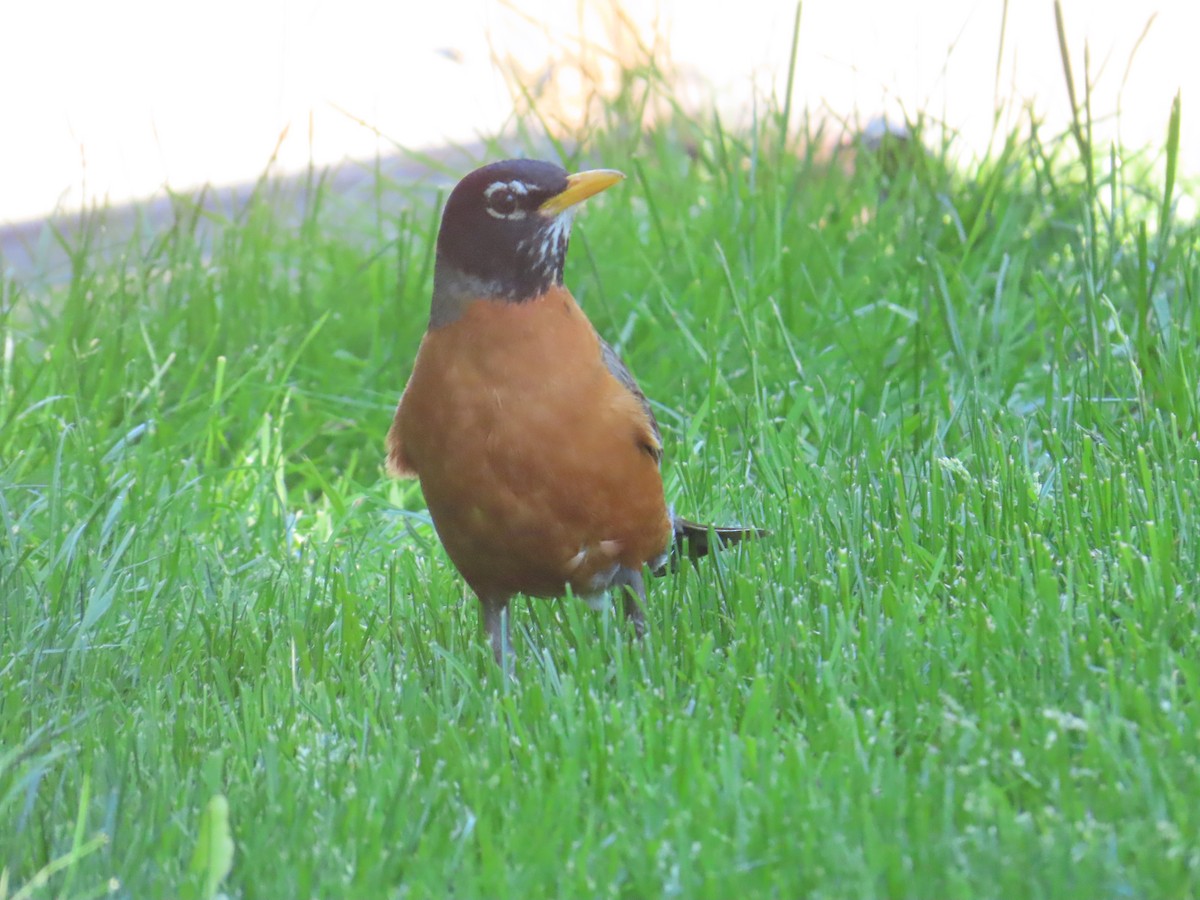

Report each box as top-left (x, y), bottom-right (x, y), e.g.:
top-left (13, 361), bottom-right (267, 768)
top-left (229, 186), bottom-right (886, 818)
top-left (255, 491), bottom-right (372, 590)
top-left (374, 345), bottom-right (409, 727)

top-left (539, 169), bottom-right (625, 216)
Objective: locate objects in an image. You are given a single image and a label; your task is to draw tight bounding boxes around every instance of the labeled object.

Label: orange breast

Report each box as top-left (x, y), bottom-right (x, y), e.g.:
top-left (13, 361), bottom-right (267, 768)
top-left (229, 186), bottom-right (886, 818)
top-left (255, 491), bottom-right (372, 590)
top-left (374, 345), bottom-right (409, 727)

top-left (389, 286), bottom-right (672, 600)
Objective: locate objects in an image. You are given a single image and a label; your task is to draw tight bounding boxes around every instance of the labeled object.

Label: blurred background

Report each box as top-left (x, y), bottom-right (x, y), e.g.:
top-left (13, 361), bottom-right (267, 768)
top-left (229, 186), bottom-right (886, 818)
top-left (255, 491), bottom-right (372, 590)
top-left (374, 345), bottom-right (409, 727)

top-left (1, 0), bottom-right (1194, 227)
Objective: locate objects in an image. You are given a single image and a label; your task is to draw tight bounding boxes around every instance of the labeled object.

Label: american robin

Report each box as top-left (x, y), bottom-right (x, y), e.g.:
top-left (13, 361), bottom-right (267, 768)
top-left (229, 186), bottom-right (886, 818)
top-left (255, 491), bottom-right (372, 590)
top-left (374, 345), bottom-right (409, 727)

top-left (387, 159), bottom-right (761, 664)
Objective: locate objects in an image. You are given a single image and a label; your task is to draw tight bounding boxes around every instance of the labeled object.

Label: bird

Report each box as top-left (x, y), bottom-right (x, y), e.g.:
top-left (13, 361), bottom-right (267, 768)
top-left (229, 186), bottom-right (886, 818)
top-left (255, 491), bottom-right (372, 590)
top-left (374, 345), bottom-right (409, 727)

top-left (386, 158), bottom-right (762, 664)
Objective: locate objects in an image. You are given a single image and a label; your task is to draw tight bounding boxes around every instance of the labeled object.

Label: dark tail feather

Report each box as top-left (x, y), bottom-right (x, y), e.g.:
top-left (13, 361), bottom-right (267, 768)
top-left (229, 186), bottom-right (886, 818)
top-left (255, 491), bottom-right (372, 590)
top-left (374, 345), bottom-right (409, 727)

top-left (674, 517), bottom-right (768, 558)
top-left (654, 516), bottom-right (768, 575)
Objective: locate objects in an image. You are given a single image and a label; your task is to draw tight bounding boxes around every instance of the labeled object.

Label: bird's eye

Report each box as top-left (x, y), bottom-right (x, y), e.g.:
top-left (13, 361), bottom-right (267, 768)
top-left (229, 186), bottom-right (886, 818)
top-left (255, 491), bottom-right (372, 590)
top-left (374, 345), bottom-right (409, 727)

top-left (483, 181), bottom-right (527, 220)
top-left (488, 189), bottom-right (518, 216)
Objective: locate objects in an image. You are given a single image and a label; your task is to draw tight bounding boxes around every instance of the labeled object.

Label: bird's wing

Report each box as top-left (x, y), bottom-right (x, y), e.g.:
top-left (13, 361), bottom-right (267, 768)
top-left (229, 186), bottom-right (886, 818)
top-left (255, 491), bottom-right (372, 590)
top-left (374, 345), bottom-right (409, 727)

top-left (600, 336), bottom-right (769, 572)
top-left (599, 338), bottom-right (662, 463)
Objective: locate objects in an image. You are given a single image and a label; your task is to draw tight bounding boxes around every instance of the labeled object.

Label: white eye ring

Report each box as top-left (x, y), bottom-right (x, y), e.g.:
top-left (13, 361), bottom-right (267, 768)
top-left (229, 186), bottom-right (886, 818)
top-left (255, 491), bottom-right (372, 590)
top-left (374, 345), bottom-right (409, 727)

top-left (483, 180), bottom-right (529, 220)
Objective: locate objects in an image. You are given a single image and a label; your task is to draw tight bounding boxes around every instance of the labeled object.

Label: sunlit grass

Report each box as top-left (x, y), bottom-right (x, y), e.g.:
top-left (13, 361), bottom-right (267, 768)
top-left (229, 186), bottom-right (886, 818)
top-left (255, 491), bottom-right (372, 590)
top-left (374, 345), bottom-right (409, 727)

top-left (3, 26), bottom-right (1199, 897)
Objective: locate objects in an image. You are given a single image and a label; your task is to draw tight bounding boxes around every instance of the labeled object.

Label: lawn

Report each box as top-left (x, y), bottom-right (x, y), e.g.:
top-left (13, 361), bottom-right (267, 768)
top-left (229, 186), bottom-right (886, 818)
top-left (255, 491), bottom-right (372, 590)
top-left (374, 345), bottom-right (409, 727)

top-left (3, 50), bottom-right (1200, 899)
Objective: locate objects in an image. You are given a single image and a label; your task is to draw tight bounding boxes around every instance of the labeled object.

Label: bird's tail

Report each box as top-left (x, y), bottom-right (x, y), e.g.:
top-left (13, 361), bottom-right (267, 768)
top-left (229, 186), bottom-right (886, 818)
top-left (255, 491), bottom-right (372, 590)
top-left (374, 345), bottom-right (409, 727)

top-left (654, 516), bottom-right (768, 575)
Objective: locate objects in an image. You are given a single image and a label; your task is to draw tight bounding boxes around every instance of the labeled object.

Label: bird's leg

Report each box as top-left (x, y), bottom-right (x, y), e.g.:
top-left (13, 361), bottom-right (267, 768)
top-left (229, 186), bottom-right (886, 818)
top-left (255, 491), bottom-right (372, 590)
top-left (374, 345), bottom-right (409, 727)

top-left (480, 595), bottom-right (513, 668)
top-left (613, 566), bottom-right (647, 639)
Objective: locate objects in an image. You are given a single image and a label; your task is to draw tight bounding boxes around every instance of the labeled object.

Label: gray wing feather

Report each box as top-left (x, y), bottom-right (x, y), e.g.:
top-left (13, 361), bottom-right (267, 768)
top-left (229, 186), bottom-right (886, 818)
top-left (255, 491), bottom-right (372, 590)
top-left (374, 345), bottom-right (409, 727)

top-left (600, 339), bottom-right (662, 463)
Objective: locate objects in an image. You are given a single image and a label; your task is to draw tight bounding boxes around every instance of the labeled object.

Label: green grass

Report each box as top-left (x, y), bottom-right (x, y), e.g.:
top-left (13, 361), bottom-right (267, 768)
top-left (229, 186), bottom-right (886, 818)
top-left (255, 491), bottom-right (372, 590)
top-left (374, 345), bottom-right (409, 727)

top-left (4, 55), bottom-right (1200, 898)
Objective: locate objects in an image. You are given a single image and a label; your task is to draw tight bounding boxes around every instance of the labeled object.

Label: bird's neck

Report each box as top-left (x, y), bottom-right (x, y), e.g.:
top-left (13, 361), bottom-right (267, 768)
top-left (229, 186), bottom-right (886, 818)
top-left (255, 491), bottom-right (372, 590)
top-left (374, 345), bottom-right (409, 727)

top-left (430, 258), bottom-right (560, 329)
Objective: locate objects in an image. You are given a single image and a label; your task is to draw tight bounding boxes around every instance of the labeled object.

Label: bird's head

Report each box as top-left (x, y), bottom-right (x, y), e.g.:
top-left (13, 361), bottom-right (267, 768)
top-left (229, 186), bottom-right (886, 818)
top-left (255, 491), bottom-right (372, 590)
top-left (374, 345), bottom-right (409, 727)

top-left (430, 159), bottom-right (624, 326)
